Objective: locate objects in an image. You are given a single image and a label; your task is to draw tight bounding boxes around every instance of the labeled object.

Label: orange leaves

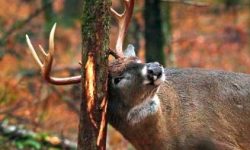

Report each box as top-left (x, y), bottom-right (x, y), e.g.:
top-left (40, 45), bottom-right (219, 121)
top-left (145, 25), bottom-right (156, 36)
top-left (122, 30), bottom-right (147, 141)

top-left (171, 5), bottom-right (250, 72)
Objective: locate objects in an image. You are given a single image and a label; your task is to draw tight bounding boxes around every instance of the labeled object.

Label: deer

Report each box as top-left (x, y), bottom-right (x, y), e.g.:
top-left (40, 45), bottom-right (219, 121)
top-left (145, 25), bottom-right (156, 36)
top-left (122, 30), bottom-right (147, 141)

top-left (26, 0), bottom-right (250, 150)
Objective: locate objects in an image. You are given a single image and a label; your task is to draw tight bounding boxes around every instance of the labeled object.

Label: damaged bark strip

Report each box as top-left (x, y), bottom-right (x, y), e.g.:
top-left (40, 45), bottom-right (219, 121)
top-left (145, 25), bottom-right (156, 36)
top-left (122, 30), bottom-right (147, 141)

top-left (78, 0), bottom-right (111, 150)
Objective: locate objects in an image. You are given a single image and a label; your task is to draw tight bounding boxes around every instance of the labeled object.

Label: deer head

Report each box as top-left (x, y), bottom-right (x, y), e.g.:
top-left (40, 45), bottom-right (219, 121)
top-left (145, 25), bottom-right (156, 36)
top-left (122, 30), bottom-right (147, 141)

top-left (108, 55), bottom-right (165, 125)
top-left (107, 1), bottom-right (166, 126)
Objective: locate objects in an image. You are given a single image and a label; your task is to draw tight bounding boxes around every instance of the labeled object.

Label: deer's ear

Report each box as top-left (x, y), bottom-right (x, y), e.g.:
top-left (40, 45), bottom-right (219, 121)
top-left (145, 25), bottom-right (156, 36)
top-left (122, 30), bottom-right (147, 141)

top-left (124, 44), bottom-right (136, 57)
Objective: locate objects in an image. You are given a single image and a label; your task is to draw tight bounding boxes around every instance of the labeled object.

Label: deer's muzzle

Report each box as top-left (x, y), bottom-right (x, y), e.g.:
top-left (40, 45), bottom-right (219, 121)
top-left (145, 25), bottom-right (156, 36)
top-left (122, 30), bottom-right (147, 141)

top-left (144, 62), bottom-right (165, 85)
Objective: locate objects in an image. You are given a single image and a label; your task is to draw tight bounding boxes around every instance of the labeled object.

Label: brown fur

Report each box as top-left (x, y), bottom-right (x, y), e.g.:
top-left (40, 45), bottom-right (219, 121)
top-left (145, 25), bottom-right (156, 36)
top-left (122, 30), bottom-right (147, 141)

top-left (108, 59), bottom-right (250, 150)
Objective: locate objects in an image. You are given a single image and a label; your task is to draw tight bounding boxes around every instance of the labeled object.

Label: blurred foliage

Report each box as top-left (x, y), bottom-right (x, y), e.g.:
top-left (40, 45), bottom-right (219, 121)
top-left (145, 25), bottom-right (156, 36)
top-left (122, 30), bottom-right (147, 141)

top-left (0, 0), bottom-right (249, 149)
top-left (0, 120), bottom-right (76, 150)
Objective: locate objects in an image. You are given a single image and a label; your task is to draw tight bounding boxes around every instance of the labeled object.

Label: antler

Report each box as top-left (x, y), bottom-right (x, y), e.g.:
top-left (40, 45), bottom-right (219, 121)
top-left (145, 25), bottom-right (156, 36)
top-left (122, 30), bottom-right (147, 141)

top-left (26, 23), bottom-right (81, 85)
top-left (110, 0), bottom-right (135, 58)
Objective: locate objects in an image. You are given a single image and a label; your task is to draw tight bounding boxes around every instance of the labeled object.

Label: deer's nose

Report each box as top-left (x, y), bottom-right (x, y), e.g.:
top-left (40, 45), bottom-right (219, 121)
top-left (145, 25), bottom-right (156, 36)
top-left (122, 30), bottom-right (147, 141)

top-left (147, 62), bottom-right (163, 79)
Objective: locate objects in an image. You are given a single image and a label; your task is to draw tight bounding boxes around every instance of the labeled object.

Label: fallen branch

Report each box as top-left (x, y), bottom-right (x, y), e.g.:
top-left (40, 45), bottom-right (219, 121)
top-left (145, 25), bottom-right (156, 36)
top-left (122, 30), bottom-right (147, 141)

top-left (161, 0), bottom-right (210, 7)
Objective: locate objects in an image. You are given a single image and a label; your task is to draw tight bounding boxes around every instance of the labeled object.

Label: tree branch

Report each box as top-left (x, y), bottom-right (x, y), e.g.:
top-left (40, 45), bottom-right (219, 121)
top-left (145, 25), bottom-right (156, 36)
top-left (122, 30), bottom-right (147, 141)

top-left (161, 0), bottom-right (210, 7)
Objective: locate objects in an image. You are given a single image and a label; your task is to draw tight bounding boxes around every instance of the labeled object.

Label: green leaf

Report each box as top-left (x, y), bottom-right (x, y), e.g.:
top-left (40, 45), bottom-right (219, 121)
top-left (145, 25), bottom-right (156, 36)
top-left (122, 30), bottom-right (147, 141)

top-left (15, 141), bottom-right (24, 149)
top-left (23, 139), bottom-right (42, 150)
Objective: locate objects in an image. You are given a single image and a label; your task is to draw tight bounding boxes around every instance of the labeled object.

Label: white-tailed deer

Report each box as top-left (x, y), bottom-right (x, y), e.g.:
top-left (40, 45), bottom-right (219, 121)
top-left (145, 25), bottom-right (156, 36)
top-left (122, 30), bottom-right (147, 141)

top-left (26, 0), bottom-right (250, 149)
top-left (108, 55), bottom-right (250, 150)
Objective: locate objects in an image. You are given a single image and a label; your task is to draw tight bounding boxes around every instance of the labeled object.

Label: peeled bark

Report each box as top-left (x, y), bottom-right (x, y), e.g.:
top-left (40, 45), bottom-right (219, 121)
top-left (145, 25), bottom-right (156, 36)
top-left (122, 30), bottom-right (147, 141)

top-left (78, 0), bottom-right (111, 150)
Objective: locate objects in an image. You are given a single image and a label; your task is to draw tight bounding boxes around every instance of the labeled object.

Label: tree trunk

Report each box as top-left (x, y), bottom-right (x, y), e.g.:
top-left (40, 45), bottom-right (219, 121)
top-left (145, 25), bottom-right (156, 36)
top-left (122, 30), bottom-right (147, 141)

top-left (224, 0), bottom-right (240, 10)
top-left (144, 0), bottom-right (165, 65)
top-left (78, 0), bottom-right (111, 150)
top-left (248, 0), bottom-right (250, 52)
top-left (161, 2), bottom-right (175, 67)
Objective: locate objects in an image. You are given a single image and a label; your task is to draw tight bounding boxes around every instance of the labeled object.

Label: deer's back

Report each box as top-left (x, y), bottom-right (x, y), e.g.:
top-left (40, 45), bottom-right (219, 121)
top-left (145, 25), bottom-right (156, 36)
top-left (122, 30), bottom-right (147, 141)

top-left (160, 68), bottom-right (250, 149)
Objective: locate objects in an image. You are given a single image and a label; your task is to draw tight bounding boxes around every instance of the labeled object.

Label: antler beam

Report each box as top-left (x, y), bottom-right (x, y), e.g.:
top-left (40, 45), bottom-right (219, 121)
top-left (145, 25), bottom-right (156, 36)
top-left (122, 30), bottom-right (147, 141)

top-left (26, 23), bottom-right (81, 85)
top-left (110, 0), bottom-right (135, 58)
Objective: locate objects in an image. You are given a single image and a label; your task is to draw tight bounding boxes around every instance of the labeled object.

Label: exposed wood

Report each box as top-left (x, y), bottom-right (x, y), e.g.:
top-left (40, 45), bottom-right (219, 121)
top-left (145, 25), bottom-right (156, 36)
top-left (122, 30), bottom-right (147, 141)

top-left (161, 0), bottom-right (210, 7)
top-left (78, 0), bottom-right (111, 149)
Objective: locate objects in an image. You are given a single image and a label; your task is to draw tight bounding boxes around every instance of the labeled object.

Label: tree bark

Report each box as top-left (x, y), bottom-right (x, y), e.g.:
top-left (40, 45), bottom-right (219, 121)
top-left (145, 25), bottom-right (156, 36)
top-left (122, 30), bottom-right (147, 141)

top-left (248, 0), bottom-right (250, 52)
top-left (78, 0), bottom-right (111, 150)
top-left (144, 0), bottom-right (165, 65)
top-left (161, 2), bottom-right (175, 67)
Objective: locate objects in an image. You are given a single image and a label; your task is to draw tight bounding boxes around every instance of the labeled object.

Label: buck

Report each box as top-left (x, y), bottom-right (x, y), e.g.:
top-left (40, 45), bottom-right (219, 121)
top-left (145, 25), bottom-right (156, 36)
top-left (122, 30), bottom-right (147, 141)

top-left (26, 0), bottom-right (250, 149)
top-left (108, 55), bottom-right (250, 150)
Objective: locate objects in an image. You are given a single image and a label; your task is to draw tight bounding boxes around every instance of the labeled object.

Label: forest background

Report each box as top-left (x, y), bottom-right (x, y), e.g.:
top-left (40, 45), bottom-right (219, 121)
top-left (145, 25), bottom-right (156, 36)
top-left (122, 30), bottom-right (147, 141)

top-left (0, 0), bottom-right (249, 149)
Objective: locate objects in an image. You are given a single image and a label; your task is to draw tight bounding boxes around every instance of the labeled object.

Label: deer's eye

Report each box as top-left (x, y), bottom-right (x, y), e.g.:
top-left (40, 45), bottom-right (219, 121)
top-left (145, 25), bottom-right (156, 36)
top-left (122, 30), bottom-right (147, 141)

top-left (113, 76), bottom-right (124, 85)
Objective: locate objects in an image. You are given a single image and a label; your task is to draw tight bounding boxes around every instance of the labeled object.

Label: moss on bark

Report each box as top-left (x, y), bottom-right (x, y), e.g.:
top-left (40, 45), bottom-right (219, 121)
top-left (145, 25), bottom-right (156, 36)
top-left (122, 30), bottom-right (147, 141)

top-left (78, 0), bottom-right (111, 150)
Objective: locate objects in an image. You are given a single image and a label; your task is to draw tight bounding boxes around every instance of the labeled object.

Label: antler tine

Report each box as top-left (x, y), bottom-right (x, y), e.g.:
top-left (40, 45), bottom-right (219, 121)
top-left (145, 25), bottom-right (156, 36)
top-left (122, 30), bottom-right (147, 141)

top-left (38, 44), bottom-right (47, 57)
top-left (26, 34), bottom-right (43, 68)
top-left (110, 8), bottom-right (122, 22)
top-left (26, 23), bottom-right (81, 85)
top-left (42, 23), bottom-right (56, 81)
top-left (110, 0), bottom-right (135, 58)
top-left (49, 23), bottom-right (56, 56)
top-left (122, 0), bottom-right (134, 35)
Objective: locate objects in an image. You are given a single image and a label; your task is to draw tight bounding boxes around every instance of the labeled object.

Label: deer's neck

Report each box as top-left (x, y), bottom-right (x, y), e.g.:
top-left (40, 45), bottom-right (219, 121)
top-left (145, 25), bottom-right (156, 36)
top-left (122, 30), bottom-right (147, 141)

top-left (126, 94), bottom-right (161, 125)
top-left (108, 90), bottom-right (173, 150)
top-left (108, 90), bottom-right (162, 124)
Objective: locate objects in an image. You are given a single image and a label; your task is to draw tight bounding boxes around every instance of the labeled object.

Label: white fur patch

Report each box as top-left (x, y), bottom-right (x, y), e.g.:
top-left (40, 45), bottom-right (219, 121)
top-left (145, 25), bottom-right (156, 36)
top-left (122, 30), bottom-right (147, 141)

top-left (136, 59), bottom-right (142, 63)
top-left (142, 66), bottom-right (152, 85)
top-left (143, 80), bottom-right (151, 85)
top-left (141, 66), bottom-right (147, 77)
top-left (127, 95), bottom-right (160, 125)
